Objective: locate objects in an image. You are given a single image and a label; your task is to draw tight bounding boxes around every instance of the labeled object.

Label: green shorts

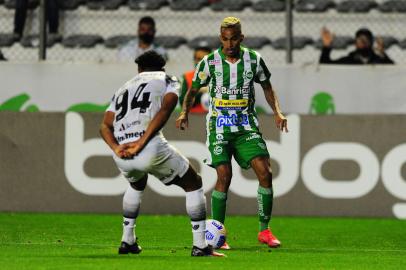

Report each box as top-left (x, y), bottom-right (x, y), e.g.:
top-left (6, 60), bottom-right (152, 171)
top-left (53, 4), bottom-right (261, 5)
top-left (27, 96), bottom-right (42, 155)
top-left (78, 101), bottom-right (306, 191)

top-left (206, 131), bottom-right (270, 169)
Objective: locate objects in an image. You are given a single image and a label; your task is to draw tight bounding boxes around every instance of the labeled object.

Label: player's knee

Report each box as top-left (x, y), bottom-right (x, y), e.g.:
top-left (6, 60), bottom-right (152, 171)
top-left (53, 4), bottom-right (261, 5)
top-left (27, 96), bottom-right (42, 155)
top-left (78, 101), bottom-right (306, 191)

top-left (217, 166), bottom-right (232, 182)
top-left (217, 171), bottom-right (232, 184)
top-left (258, 170), bottom-right (272, 186)
top-left (194, 173), bottom-right (203, 189)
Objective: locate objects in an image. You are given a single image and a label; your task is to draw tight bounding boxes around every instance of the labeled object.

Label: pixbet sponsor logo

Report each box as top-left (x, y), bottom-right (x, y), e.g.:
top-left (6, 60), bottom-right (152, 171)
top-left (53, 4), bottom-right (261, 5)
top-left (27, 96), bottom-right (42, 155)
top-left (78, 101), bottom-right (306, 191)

top-left (216, 114), bottom-right (248, 127)
top-left (64, 113), bottom-right (406, 218)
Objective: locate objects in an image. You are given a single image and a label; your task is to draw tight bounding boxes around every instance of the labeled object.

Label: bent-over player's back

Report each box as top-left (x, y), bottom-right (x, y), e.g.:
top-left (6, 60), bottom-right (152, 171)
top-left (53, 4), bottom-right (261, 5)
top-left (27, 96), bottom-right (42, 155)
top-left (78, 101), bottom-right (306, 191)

top-left (107, 71), bottom-right (180, 145)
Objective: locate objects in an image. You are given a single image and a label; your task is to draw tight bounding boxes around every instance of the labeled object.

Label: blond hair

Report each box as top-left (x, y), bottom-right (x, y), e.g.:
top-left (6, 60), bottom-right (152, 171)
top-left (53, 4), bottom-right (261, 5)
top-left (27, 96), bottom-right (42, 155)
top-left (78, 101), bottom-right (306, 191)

top-left (220, 17), bottom-right (241, 32)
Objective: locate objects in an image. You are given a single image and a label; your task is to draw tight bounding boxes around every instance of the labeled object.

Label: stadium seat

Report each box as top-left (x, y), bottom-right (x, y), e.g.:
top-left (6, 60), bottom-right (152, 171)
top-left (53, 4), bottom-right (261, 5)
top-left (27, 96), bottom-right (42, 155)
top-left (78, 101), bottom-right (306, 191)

top-left (20, 34), bottom-right (62, 48)
top-left (4, 0), bottom-right (39, 9)
top-left (188, 36), bottom-right (221, 49)
top-left (399, 38), bottom-right (406, 49)
top-left (272, 36), bottom-right (313, 50)
top-left (62, 34), bottom-right (104, 48)
top-left (0, 33), bottom-right (16, 47)
top-left (210, 0), bottom-right (251, 11)
top-left (87, 0), bottom-right (126, 10)
top-left (128, 0), bottom-right (167, 10)
top-left (314, 36), bottom-right (354, 50)
top-left (295, 0), bottom-right (335, 12)
top-left (252, 0), bottom-right (285, 12)
top-left (378, 0), bottom-right (406, 12)
top-left (170, 0), bottom-right (208, 11)
top-left (378, 35), bottom-right (398, 49)
top-left (104, 35), bottom-right (133, 48)
top-left (242, 36), bottom-right (271, 49)
top-left (58, 0), bottom-right (84, 10)
top-left (154, 36), bottom-right (187, 49)
top-left (336, 0), bottom-right (377, 13)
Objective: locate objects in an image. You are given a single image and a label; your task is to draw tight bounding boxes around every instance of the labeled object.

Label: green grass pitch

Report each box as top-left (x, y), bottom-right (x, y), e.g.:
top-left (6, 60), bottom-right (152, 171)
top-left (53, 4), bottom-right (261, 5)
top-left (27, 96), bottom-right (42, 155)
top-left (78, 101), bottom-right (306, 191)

top-left (0, 213), bottom-right (405, 269)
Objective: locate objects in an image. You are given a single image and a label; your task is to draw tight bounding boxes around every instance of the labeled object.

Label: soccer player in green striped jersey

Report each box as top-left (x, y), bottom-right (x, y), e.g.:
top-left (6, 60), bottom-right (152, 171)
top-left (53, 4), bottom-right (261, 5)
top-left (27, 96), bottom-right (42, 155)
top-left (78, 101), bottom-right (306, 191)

top-left (176, 17), bottom-right (288, 249)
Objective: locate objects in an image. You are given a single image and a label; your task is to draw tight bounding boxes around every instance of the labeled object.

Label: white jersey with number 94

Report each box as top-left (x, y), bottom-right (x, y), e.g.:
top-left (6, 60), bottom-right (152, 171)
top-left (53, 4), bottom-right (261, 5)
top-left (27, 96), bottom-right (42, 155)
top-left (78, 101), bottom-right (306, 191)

top-left (106, 71), bottom-right (179, 145)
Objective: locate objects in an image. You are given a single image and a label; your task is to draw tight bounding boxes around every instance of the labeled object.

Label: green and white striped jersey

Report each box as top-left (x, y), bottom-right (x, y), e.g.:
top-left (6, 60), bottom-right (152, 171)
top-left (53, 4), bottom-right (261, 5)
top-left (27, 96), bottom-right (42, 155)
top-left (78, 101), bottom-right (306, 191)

top-left (192, 46), bottom-right (271, 134)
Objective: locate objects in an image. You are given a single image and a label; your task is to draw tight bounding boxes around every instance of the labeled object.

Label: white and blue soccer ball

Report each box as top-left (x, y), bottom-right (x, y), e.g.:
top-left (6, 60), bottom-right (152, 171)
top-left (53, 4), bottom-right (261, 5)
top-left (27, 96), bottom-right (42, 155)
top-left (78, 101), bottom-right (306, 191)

top-left (205, 219), bottom-right (227, 249)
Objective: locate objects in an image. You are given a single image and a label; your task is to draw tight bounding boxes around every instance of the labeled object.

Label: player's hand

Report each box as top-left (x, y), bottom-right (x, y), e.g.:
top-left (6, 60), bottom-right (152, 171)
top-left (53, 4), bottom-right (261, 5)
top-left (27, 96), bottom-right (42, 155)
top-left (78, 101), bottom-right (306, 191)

top-left (114, 144), bottom-right (131, 158)
top-left (275, 113), bottom-right (288, 133)
top-left (321, 27), bottom-right (334, 47)
top-left (126, 140), bottom-right (145, 157)
top-left (176, 111), bottom-right (189, 130)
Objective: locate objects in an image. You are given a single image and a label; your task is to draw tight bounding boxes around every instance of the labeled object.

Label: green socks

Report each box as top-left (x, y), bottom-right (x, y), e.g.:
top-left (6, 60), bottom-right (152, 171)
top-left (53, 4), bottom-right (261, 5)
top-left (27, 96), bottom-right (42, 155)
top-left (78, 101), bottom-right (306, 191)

top-left (257, 186), bottom-right (273, 231)
top-left (211, 190), bottom-right (227, 224)
top-left (211, 186), bottom-right (273, 231)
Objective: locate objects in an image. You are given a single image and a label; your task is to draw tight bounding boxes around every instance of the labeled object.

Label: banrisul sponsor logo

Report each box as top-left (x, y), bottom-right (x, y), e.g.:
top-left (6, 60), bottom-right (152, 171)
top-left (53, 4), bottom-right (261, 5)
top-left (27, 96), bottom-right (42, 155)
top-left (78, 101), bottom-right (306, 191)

top-left (217, 114), bottom-right (249, 127)
top-left (214, 86), bottom-right (250, 95)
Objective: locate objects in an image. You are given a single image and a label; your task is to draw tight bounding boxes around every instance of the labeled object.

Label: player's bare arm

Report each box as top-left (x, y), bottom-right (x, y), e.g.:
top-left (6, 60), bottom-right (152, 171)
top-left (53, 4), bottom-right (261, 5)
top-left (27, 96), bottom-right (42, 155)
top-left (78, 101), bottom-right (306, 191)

top-left (127, 92), bottom-right (178, 156)
top-left (175, 87), bottom-right (199, 130)
top-left (260, 80), bottom-right (288, 132)
top-left (100, 111), bottom-right (132, 158)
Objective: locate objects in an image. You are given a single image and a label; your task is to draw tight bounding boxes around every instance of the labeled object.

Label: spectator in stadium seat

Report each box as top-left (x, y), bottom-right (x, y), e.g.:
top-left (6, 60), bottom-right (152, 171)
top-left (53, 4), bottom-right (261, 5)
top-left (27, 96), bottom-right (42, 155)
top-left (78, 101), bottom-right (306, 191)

top-left (13, 0), bottom-right (60, 41)
top-left (179, 46), bottom-right (211, 113)
top-left (117, 16), bottom-right (168, 62)
top-left (319, 27), bottom-right (394, 64)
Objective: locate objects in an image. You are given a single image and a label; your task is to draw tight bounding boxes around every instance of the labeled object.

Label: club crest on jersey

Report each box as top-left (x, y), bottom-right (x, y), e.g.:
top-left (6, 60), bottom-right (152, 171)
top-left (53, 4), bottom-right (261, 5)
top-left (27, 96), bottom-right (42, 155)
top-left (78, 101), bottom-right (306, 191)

top-left (243, 70), bottom-right (253, 80)
top-left (215, 71), bottom-right (222, 77)
top-left (208, 59), bottom-right (221, 65)
top-left (214, 145), bottom-right (223, 155)
top-left (216, 114), bottom-right (248, 127)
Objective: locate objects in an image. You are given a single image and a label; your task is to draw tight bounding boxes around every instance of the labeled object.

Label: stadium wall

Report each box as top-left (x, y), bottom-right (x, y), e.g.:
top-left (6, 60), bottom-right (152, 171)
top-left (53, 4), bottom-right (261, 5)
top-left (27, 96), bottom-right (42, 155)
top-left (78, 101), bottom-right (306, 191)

top-left (1, 63), bottom-right (406, 114)
top-left (0, 112), bottom-right (405, 219)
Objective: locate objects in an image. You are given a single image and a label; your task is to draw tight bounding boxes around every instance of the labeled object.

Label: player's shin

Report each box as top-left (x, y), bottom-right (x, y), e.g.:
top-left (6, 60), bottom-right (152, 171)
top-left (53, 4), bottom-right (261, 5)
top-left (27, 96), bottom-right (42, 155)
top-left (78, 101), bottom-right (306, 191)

top-left (211, 190), bottom-right (227, 224)
top-left (122, 186), bottom-right (143, 245)
top-left (186, 188), bottom-right (207, 249)
top-left (257, 186), bottom-right (273, 231)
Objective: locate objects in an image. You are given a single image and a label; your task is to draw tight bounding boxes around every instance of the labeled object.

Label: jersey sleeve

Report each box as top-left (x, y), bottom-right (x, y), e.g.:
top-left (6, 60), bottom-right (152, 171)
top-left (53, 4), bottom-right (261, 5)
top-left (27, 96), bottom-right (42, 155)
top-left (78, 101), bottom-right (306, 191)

top-left (106, 94), bottom-right (116, 112)
top-left (165, 75), bottom-right (180, 97)
top-left (254, 56), bottom-right (271, 83)
top-left (191, 57), bottom-right (210, 89)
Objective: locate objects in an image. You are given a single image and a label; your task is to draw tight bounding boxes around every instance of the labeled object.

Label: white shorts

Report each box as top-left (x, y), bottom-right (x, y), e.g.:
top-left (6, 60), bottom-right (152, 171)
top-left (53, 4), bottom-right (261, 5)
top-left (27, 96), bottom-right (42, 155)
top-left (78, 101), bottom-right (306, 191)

top-left (113, 135), bottom-right (189, 185)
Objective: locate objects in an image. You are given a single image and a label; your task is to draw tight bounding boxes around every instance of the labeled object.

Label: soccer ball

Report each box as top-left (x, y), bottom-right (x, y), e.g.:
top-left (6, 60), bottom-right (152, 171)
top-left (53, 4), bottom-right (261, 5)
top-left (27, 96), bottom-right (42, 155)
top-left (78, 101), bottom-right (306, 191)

top-left (205, 219), bottom-right (227, 249)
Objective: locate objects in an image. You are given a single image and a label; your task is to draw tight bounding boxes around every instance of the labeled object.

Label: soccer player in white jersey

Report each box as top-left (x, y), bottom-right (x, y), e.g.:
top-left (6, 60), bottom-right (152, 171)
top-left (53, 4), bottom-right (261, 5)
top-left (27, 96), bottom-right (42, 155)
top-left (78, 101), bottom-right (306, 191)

top-left (100, 51), bottom-right (224, 257)
top-left (176, 17), bottom-right (288, 249)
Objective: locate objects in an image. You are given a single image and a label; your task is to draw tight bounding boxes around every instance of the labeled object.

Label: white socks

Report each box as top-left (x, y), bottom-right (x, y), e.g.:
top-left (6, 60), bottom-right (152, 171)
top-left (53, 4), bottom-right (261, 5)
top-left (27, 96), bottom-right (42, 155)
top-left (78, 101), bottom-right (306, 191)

top-left (186, 188), bottom-right (207, 249)
top-left (121, 186), bottom-right (208, 248)
top-left (122, 217), bottom-right (136, 244)
top-left (121, 186), bottom-right (143, 245)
